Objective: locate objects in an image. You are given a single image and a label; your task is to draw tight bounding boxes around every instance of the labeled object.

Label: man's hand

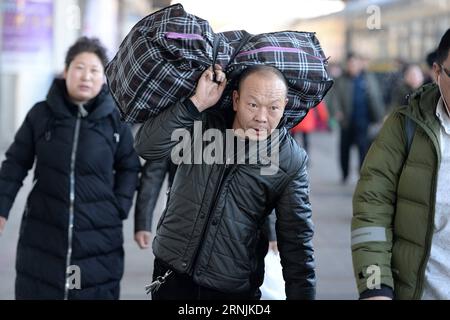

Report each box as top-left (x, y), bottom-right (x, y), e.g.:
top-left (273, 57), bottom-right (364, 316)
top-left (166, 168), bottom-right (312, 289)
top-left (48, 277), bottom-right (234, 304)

top-left (190, 64), bottom-right (227, 112)
top-left (0, 216), bottom-right (6, 236)
top-left (134, 231), bottom-right (152, 249)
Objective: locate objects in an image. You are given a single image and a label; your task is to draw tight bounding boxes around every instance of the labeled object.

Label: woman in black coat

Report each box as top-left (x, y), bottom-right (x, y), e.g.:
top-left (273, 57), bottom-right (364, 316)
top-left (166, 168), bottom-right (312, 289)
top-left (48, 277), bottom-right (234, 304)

top-left (0, 37), bottom-right (141, 300)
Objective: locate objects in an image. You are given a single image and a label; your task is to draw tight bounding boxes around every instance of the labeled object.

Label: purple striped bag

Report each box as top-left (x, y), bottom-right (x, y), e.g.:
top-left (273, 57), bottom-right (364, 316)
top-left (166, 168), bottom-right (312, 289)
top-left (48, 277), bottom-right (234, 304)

top-left (106, 3), bottom-right (333, 128)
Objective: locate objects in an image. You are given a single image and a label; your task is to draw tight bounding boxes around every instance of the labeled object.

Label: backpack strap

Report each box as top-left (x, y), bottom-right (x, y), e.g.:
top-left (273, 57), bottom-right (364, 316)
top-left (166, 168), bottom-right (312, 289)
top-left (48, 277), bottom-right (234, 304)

top-left (405, 116), bottom-right (416, 155)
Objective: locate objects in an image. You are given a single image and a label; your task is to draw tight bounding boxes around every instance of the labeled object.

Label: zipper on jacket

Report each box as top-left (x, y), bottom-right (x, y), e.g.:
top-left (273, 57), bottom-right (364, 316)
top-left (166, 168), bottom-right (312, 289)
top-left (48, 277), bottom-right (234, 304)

top-left (64, 108), bottom-right (82, 300)
top-left (413, 171), bottom-right (438, 299)
top-left (189, 159), bottom-right (231, 273)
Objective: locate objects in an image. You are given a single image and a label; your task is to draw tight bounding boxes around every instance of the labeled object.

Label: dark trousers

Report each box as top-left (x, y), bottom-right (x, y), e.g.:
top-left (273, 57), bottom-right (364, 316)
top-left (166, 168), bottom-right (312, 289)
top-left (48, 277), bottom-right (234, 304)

top-left (151, 259), bottom-right (260, 300)
top-left (339, 125), bottom-right (369, 181)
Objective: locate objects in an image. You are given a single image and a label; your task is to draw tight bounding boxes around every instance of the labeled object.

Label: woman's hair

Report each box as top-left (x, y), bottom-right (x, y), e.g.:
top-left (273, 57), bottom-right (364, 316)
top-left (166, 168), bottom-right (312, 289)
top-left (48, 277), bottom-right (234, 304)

top-left (65, 37), bottom-right (109, 70)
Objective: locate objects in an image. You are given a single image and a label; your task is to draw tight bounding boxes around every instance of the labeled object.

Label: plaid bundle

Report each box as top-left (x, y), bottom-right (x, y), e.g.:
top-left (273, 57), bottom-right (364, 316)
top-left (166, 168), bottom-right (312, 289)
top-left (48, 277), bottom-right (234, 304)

top-left (106, 3), bottom-right (333, 128)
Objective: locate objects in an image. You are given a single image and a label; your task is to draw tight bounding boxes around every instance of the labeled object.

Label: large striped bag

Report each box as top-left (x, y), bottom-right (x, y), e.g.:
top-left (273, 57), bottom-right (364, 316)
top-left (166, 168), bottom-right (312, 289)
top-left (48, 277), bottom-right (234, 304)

top-left (106, 3), bottom-right (333, 128)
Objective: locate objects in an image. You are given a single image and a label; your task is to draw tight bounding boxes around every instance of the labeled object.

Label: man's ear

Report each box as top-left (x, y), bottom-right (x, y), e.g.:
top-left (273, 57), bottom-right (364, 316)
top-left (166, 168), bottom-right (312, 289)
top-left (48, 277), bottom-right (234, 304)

top-left (233, 90), bottom-right (239, 112)
top-left (63, 69), bottom-right (68, 80)
top-left (433, 62), bottom-right (441, 82)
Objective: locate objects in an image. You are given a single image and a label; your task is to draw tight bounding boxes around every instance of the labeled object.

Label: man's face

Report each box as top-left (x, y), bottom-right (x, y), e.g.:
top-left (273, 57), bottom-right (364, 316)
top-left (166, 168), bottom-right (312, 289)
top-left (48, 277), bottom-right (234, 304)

top-left (404, 65), bottom-right (424, 90)
top-left (232, 72), bottom-right (288, 141)
top-left (434, 52), bottom-right (450, 110)
top-left (347, 57), bottom-right (362, 77)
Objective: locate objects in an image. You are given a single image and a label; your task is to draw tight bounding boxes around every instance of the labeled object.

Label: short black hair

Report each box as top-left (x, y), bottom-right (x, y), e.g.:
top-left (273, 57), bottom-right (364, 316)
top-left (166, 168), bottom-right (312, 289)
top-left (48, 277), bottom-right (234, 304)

top-left (346, 52), bottom-right (356, 61)
top-left (65, 37), bottom-right (109, 70)
top-left (436, 29), bottom-right (450, 65)
top-left (346, 52), bottom-right (363, 61)
top-left (426, 50), bottom-right (437, 68)
top-left (236, 65), bottom-right (288, 94)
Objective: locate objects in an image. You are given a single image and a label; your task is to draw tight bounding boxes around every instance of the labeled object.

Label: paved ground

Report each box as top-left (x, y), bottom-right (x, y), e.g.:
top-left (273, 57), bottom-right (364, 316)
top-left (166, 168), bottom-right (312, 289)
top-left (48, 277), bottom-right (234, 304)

top-left (0, 129), bottom-right (360, 300)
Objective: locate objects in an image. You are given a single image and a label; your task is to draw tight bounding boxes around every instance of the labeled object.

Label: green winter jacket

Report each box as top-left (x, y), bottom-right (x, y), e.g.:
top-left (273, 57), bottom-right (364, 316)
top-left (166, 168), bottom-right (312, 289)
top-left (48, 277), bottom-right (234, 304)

top-left (351, 83), bottom-right (442, 300)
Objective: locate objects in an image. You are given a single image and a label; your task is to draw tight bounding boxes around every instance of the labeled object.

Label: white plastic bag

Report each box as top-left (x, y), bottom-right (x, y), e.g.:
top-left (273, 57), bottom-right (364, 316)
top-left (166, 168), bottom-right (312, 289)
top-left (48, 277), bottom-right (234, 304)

top-left (260, 251), bottom-right (286, 300)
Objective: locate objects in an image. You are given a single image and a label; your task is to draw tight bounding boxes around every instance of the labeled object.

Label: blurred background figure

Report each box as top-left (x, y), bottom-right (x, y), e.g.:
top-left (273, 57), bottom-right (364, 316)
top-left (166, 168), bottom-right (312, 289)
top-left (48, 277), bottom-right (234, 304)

top-left (380, 58), bottom-right (407, 110)
top-left (328, 53), bottom-right (385, 184)
top-left (425, 50), bottom-right (438, 85)
top-left (0, 37), bottom-right (140, 300)
top-left (388, 63), bottom-right (425, 112)
top-left (327, 63), bottom-right (343, 80)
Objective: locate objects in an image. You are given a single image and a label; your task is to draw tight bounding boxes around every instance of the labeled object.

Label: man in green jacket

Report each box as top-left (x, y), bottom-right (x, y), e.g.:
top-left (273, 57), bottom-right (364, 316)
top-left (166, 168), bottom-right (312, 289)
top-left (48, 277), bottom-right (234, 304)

top-left (351, 28), bottom-right (450, 300)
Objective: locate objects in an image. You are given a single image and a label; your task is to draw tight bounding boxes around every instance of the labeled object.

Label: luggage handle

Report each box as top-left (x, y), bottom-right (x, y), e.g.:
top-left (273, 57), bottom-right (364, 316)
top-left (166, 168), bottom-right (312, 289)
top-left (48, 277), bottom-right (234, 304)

top-left (211, 33), bottom-right (253, 83)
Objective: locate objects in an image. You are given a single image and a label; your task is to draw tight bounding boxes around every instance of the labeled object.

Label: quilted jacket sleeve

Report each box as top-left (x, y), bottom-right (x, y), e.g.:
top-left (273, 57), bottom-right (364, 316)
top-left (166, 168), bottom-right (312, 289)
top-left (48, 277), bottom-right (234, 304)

top-left (134, 98), bottom-right (202, 161)
top-left (352, 111), bottom-right (407, 298)
top-left (275, 150), bottom-right (315, 300)
top-left (134, 159), bottom-right (169, 232)
top-left (0, 110), bottom-right (37, 219)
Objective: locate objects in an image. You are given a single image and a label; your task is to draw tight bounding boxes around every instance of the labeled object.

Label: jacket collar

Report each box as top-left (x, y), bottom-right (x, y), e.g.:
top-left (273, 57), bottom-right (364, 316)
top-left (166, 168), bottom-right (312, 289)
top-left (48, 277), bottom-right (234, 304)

top-left (205, 105), bottom-right (287, 165)
top-left (435, 97), bottom-right (450, 135)
top-left (46, 78), bottom-right (115, 120)
top-left (400, 83), bottom-right (441, 153)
